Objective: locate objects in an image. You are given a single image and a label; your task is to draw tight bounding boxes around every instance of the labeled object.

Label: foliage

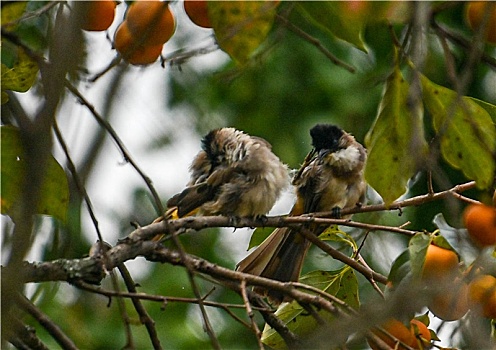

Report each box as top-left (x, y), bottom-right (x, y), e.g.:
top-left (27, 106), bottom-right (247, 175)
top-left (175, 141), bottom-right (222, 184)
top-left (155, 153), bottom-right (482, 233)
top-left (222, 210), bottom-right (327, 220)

top-left (1, 1), bottom-right (496, 349)
top-left (0, 126), bottom-right (69, 222)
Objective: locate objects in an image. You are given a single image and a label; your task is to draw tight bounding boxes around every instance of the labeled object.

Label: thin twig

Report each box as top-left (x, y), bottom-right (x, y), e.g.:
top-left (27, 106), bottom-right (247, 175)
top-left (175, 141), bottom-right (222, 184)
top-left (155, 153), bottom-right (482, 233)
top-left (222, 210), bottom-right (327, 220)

top-left (7, 317), bottom-right (51, 350)
top-left (109, 269), bottom-right (135, 349)
top-left (296, 227), bottom-right (388, 285)
top-left (240, 280), bottom-right (264, 350)
top-left (73, 280), bottom-right (270, 313)
top-left (53, 121), bottom-right (136, 346)
top-left (63, 80), bottom-right (164, 216)
top-left (164, 42), bottom-right (219, 68)
top-left (219, 279), bottom-right (300, 348)
top-left (15, 294), bottom-right (78, 350)
top-left (337, 180), bottom-right (477, 217)
top-left (427, 171), bottom-right (434, 195)
top-left (290, 280), bottom-right (357, 316)
top-left (1, 1), bottom-right (60, 27)
top-left (357, 254), bottom-right (385, 299)
top-left (52, 121), bottom-right (104, 243)
top-left (276, 14), bottom-right (356, 73)
top-left (127, 181), bottom-right (478, 243)
top-left (167, 229), bottom-right (221, 350)
top-left (300, 302), bottom-right (327, 325)
top-left (139, 241), bottom-right (343, 315)
top-left (430, 20), bottom-right (496, 70)
top-left (117, 264), bottom-right (162, 350)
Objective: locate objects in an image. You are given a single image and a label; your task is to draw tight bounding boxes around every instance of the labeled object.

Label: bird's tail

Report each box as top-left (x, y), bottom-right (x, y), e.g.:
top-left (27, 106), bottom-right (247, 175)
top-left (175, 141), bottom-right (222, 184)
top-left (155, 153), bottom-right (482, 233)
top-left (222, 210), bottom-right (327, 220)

top-left (236, 226), bottom-right (311, 304)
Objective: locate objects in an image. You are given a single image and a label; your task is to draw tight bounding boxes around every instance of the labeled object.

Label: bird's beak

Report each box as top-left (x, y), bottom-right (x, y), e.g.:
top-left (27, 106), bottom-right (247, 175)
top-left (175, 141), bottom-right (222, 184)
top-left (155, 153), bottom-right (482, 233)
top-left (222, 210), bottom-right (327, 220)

top-left (318, 149), bottom-right (330, 158)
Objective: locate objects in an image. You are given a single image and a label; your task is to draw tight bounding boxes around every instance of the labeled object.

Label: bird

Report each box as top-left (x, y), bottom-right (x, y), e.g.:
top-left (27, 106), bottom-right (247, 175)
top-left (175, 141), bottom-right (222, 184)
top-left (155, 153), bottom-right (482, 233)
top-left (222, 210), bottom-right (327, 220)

top-left (236, 124), bottom-right (367, 303)
top-left (154, 127), bottom-right (289, 223)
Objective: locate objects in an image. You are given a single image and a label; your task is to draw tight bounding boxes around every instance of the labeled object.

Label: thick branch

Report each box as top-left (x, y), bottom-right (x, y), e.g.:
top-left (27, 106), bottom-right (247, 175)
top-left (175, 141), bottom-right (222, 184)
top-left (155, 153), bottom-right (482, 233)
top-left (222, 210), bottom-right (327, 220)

top-left (11, 181), bottom-right (477, 287)
top-left (8, 240), bottom-right (343, 316)
top-left (7, 258), bottom-right (105, 284)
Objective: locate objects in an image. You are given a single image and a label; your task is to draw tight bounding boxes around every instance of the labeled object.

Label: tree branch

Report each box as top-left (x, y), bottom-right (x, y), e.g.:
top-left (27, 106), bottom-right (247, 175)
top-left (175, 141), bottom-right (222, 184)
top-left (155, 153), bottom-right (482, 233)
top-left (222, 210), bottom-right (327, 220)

top-left (63, 80), bottom-right (164, 216)
top-left (11, 180), bottom-right (477, 289)
top-left (73, 280), bottom-right (271, 313)
top-left (117, 264), bottom-right (162, 350)
top-left (276, 14), bottom-right (356, 73)
top-left (6, 317), bottom-right (50, 350)
top-left (240, 279), bottom-right (264, 350)
top-left (15, 294), bottom-right (78, 350)
top-left (430, 18), bottom-right (496, 70)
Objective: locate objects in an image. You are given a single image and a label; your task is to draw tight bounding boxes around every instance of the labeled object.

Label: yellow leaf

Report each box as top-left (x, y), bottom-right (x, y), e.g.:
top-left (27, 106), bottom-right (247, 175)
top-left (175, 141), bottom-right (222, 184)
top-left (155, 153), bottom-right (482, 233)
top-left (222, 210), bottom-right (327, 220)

top-left (297, 2), bottom-right (366, 52)
top-left (261, 267), bottom-right (359, 349)
top-left (365, 63), bottom-right (428, 205)
top-left (420, 75), bottom-right (496, 189)
top-left (1, 126), bottom-right (69, 222)
top-left (1, 2), bottom-right (27, 29)
top-left (1, 48), bottom-right (39, 102)
top-left (208, 1), bottom-right (279, 64)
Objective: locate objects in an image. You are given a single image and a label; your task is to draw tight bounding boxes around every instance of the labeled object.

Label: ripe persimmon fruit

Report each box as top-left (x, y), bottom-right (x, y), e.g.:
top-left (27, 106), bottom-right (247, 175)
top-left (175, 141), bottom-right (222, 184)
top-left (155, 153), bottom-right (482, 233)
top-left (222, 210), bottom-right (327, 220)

top-left (428, 279), bottom-right (469, 321)
top-left (114, 22), bottom-right (163, 65)
top-left (463, 203), bottom-right (496, 247)
top-left (469, 274), bottom-right (496, 319)
top-left (408, 320), bottom-right (431, 349)
top-left (126, 0), bottom-right (176, 46)
top-left (80, 0), bottom-right (116, 32)
top-left (184, 0), bottom-right (211, 28)
top-left (421, 244), bottom-right (459, 281)
top-left (368, 318), bottom-right (431, 350)
top-left (465, 1), bottom-right (496, 44)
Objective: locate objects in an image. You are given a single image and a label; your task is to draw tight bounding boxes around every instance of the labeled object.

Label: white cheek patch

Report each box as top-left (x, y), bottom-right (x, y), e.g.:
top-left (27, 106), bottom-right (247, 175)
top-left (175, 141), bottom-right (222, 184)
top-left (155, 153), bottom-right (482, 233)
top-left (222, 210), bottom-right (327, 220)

top-left (330, 147), bottom-right (361, 172)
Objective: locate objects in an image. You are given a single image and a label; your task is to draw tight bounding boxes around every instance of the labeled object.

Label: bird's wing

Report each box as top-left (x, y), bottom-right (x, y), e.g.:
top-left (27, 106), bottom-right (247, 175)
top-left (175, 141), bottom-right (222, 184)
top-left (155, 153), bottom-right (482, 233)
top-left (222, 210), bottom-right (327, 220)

top-left (293, 159), bottom-right (323, 214)
top-left (167, 166), bottom-right (239, 218)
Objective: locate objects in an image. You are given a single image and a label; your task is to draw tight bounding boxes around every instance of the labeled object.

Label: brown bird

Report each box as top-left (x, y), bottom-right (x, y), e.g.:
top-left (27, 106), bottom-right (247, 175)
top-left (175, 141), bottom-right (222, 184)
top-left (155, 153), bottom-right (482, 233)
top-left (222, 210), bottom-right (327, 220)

top-left (236, 124), bottom-right (367, 303)
top-left (155, 127), bottom-right (289, 223)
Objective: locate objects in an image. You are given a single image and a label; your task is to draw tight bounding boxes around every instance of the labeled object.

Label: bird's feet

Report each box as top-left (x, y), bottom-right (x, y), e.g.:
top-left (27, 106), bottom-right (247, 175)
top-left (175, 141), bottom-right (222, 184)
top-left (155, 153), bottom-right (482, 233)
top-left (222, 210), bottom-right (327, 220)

top-left (331, 206), bottom-right (342, 219)
top-left (255, 214), bottom-right (269, 227)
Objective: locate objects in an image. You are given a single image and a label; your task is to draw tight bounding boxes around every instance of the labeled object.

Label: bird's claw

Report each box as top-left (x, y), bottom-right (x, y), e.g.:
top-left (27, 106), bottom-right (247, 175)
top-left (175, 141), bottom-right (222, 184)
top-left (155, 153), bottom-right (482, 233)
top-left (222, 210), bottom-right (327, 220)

top-left (331, 206), bottom-right (342, 219)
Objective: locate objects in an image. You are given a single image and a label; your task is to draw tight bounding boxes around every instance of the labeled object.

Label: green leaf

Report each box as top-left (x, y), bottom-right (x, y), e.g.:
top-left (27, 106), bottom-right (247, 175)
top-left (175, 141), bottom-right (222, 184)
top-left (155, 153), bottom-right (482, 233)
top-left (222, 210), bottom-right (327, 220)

top-left (1, 1), bottom-right (27, 26)
top-left (414, 312), bottom-right (430, 327)
top-left (387, 249), bottom-right (411, 288)
top-left (248, 226), bottom-right (274, 250)
top-left (432, 213), bottom-right (479, 266)
top-left (365, 65), bottom-right (428, 205)
top-left (317, 226), bottom-right (357, 253)
top-left (466, 96), bottom-right (496, 123)
top-left (208, 1), bottom-right (278, 64)
top-left (297, 2), bottom-right (367, 52)
top-left (1, 126), bottom-right (69, 222)
top-left (1, 48), bottom-right (39, 104)
top-left (430, 232), bottom-right (454, 251)
top-left (261, 267), bottom-right (358, 349)
top-left (420, 75), bottom-right (496, 189)
top-left (1, 48), bottom-right (39, 91)
top-left (1, 2), bottom-right (38, 104)
top-left (408, 233), bottom-right (432, 280)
